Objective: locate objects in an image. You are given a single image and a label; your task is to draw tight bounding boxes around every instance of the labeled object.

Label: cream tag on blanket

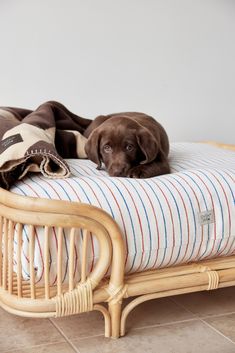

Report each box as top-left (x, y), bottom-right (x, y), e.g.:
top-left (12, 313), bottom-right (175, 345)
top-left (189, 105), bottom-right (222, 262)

top-left (0, 133), bottom-right (23, 153)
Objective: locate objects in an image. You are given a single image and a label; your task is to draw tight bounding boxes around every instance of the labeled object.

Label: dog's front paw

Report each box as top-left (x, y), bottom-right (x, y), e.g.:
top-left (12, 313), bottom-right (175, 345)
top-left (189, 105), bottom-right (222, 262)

top-left (127, 165), bottom-right (149, 179)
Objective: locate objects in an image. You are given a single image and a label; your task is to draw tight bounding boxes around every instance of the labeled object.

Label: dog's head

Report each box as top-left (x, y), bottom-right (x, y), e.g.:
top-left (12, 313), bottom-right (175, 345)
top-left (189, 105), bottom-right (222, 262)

top-left (84, 116), bottom-right (159, 177)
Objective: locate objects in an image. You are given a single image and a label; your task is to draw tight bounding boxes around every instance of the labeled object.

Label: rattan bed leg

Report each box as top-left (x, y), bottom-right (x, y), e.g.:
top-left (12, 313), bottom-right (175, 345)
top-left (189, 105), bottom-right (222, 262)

top-left (109, 301), bottom-right (122, 338)
top-left (94, 304), bottom-right (111, 338)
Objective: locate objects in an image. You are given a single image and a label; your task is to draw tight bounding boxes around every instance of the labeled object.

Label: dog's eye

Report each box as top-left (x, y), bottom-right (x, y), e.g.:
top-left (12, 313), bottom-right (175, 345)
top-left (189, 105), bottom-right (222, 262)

top-left (103, 145), bottom-right (112, 153)
top-left (126, 144), bottom-right (134, 152)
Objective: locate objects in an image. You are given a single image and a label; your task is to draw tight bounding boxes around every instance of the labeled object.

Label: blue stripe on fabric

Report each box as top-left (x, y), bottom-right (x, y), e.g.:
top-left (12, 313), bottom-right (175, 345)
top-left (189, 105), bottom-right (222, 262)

top-left (143, 180), bottom-right (168, 268)
top-left (40, 180), bottom-right (70, 283)
top-left (50, 180), bottom-right (73, 201)
top-left (217, 170), bottom-right (235, 203)
top-left (20, 178), bottom-right (54, 277)
top-left (11, 185), bottom-right (30, 243)
top-left (42, 179), bottom-right (73, 279)
top-left (73, 176), bottom-right (115, 218)
top-left (216, 170), bottom-right (235, 254)
top-left (182, 171), bottom-right (210, 260)
top-left (106, 178), bottom-right (137, 272)
top-left (70, 164), bottom-right (103, 177)
top-left (198, 170), bottom-right (224, 249)
top-left (72, 175), bottom-right (128, 276)
top-left (125, 179), bottom-right (152, 270)
top-left (20, 225), bottom-right (32, 279)
top-left (66, 178), bottom-right (94, 265)
top-left (62, 227), bottom-right (69, 283)
top-left (168, 175), bottom-right (197, 262)
top-left (28, 176), bottom-right (52, 199)
top-left (18, 179), bottom-right (69, 283)
top-left (198, 170), bottom-right (226, 254)
top-left (69, 179), bottom-right (90, 203)
top-left (10, 184), bottom-right (39, 279)
top-left (158, 179), bottom-right (183, 265)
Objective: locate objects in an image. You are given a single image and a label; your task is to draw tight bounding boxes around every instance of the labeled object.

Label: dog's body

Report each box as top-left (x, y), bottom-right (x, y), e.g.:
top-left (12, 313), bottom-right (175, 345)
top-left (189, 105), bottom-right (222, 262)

top-left (84, 112), bottom-right (170, 178)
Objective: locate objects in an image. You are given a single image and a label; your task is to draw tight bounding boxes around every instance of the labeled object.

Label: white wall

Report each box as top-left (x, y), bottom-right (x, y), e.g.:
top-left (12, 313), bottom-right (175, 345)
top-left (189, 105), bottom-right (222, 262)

top-left (0, 0), bottom-right (234, 143)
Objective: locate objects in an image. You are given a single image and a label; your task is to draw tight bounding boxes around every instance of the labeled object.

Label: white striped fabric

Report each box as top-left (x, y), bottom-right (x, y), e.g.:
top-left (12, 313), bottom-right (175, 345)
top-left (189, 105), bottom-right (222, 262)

top-left (10, 143), bottom-right (235, 284)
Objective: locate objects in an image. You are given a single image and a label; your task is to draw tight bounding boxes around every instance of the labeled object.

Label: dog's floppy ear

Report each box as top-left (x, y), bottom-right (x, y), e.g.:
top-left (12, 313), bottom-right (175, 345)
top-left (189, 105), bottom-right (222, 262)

top-left (136, 127), bottom-right (159, 164)
top-left (85, 128), bottom-right (102, 169)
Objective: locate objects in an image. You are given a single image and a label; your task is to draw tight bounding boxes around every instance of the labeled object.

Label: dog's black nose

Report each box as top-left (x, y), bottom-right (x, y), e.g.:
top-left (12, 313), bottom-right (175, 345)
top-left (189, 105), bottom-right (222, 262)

top-left (109, 165), bottom-right (126, 177)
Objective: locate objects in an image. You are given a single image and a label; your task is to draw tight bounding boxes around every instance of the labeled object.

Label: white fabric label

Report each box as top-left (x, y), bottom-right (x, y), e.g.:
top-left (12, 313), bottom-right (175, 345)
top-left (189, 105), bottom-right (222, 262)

top-left (198, 210), bottom-right (215, 225)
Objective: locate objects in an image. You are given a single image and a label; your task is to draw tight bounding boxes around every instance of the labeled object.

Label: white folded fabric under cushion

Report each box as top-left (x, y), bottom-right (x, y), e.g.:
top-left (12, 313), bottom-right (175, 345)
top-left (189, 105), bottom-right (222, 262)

top-left (10, 143), bottom-right (235, 284)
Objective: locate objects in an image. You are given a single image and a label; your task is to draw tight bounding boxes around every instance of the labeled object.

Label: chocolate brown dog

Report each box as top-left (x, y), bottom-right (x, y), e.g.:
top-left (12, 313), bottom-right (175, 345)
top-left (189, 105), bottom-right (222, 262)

top-left (84, 112), bottom-right (170, 178)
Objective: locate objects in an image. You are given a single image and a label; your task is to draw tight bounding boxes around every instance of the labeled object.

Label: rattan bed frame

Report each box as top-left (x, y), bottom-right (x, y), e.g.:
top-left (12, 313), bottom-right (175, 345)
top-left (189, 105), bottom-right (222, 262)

top-left (0, 142), bottom-right (234, 339)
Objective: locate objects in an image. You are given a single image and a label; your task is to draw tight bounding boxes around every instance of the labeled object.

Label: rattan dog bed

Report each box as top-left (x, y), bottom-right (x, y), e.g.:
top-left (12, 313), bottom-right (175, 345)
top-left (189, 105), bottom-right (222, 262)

top-left (0, 141), bottom-right (234, 338)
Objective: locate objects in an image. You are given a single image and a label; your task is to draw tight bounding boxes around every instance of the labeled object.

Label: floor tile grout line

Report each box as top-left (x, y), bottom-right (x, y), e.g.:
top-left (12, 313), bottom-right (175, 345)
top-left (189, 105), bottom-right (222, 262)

top-left (3, 340), bottom-right (71, 353)
top-left (169, 297), bottom-right (235, 320)
top-left (70, 314), bottom-right (235, 344)
top-left (48, 311), bottom-right (235, 343)
top-left (169, 296), bottom-right (198, 317)
top-left (200, 311), bottom-right (235, 320)
top-left (130, 310), bottom-right (235, 333)
top-left (72, 317), bottom-right (201, 342)
top-left (71, 333), bottom-right (104, 342)
top-left (49, 319), bottom-right (81, 353)
top-left (44, 305), bottom-right (235, 345)
top-left (131, 317), bottom-right (200, 332)
top-left (199, 318), bottom-right (235, 346)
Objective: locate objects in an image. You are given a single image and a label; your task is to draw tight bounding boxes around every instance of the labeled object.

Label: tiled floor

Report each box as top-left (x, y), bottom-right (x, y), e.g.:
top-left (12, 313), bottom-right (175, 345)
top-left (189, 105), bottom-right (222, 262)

top-left (1, 287), bottom-right (235, 353)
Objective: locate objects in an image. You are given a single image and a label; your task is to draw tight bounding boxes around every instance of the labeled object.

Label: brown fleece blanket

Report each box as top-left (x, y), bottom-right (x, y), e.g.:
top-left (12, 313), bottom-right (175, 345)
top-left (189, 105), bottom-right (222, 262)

top-left (0, 101), bottom-right (91, 190)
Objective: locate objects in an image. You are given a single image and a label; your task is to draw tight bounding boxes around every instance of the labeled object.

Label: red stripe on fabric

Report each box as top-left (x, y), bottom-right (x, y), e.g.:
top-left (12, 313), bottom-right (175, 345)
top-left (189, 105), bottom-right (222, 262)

top-left (72, 163), bottom-right (94, 176)
top-left (117, 180), bottom-right (144, 273)
top-left (221, 172), bottom-right (235, 255)
top-left (31, 177), bottom-right (69, 284)
top-left (151, 180), bottom-right (176, 267)
top-left (191, 171), bottom-right (216, 259)
top-left (89, 231), bottom-right (95, 272)
top-left (224, 171), bottom-right (235, 183)
top-left (138, 182), bottom-right (160, 270)
top-left (79, 177), bottom-right (102, 206)
top-left (34, 227), bottom-right (45, 284)
top-left (37, 176), bottom-right (62, 199)
top-left (13, 220), bottom-right (30, 264)
top-left (51, 226), bottom-right (58, 285)
top-left (38, 177), bottom-right (83, 282)
top-left (176, 175), bottom-right (204, 260)
top-left (224, 172), bottom-right (235, 255)
top-left (209, 172), bottom-right (232, 257)
top-left (21, 180), bottom-right (45, 283)
top-left (63, 178), bottom-right (82, 202)
top-left (73, 238), bottom-right (78, 279)
top-left (77, 177), bottom-right (101, 274)
top-left (95, 177), bottom-right (129, 269)
top-left (62, 179), bottom-right (83, 279)
top-left (166, 178), bottom-right (190, 263)
top-left (73, 164), bottom-right (113, 275)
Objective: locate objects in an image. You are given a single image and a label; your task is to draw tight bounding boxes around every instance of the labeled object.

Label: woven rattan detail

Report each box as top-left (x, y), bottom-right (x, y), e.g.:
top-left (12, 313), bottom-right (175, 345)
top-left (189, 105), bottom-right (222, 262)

top-left (55, 279), bottom-right (93, 317)
top-left (199, 266), bottom-right (219, 290)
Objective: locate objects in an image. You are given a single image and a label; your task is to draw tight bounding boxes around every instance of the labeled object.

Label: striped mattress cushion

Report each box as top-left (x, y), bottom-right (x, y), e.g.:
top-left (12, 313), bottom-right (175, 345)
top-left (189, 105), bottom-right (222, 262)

top-left (10, 142), bottom-right (235, 284)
